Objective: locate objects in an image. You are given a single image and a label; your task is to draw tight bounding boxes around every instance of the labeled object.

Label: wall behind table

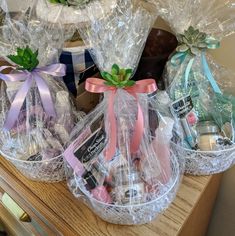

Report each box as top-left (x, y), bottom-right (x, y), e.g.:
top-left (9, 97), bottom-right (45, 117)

top-left (203, 31), bottom-right (235, 236)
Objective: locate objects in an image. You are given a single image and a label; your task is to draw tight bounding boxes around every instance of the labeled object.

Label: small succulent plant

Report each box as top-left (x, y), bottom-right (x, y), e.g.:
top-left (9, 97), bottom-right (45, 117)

top-left (101, 64), bottom-right (135, 88)
top-left (8, 46), bottom-right (39, 71)
top-left (176, 26), bottom-right (211, 55)
top-left (49, 0), bottom-right (67, 4)
top-left (49, 0), bottom-right (92, 7)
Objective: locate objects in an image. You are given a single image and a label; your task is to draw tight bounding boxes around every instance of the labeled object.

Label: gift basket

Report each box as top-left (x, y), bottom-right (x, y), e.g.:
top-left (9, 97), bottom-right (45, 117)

top-left (152, 0), bottom-right (235, 175)
top-left (32, 0), bottom-right (117, 42)
top-left (31, 0), bottom-right (114, 94)
top-left (0, 3), bottom-right (82, 182)
top-left (64, 0), bottom-right (183, 225)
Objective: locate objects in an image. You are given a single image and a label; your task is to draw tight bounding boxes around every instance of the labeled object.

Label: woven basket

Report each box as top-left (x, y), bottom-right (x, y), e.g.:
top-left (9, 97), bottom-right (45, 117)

top-left (171, 143), bottom-right (235, 175)
top-left (64, 151), bottom-right (182, 225)
top-left (1, 151), bottom-right (65, 182)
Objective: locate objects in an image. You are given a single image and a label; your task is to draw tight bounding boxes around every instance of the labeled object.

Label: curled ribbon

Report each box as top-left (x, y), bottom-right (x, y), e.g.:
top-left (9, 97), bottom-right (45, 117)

top-left (170, 38), bottom-right (222, 94)
top-left (85, 78), bottom-right (157, 161)
top-left (171, 31), bottom-right (222, 94)
top-left (0, 63), bottom-right (66, 131)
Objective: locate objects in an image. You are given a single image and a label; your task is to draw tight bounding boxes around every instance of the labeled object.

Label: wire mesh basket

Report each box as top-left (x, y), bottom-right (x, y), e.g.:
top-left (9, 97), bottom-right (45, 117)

top-left (64, 151), bottom-right (182, 225)
top-left (171, 143), bottom-right (235, 175)
top-left (1, 151), bottom-right (65, 182)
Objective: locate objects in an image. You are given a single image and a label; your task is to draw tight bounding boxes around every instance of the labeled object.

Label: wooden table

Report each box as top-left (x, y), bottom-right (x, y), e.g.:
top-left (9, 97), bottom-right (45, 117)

top-left (0, 158), bottom-right (222, 236)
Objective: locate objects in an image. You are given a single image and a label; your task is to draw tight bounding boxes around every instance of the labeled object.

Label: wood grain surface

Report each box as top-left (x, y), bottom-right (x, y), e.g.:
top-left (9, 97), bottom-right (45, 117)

top-left (0, 157), bottom-right (222, 236)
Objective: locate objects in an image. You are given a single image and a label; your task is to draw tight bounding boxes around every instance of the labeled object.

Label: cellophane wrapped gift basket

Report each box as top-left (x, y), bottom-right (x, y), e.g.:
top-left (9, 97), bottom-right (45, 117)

top-left (151, 0), bottom-right (235, 175)
top-left (31, 0), bottom-right (112, 95)
top-left (0, 2), bottom-right (83, 182)
top-left (64, 0), bottom-right (184, 225)
top-left (32, 0), bottom-right (118, 42)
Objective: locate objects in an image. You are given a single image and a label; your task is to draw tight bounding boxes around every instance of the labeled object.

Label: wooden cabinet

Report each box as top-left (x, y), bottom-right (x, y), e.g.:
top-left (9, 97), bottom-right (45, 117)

top-left (0, 174), bottom-right (61, 235)
top-left (0, 157), bottom-right (222, 236)
top-left (0, 204), bottom-right (31, 236)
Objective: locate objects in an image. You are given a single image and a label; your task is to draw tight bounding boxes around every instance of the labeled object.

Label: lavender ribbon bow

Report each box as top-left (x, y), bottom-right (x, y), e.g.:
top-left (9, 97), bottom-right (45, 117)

top-left (0, 63), bottom-right (66, 131)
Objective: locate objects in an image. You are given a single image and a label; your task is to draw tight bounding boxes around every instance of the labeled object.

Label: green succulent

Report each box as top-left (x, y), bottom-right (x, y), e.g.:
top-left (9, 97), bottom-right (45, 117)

top-left (49, 0), bottom-right (67, 5)
top-left (176, 26), bottom-right (219, 55)
top-left (8, 46), bottom-right (39, 71)
top-left (101, 64), bottom-right (135, 88)
top-left (49, 0), bottom-right (92, 6)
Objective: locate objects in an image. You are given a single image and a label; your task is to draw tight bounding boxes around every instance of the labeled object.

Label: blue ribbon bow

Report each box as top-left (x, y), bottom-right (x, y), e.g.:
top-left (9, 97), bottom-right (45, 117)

top-left (171, 50), bottom-right (222, 95)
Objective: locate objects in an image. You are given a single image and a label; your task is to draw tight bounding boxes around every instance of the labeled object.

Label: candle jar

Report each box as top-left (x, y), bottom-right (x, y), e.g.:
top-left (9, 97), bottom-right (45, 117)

top-left (112, 167), bottom-right (145, 205)
top-left (197, 121), bottom-right (223, 151)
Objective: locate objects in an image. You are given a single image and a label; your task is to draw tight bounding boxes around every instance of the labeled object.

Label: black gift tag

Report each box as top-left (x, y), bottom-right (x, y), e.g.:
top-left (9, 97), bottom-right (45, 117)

top-left (74, 127), bottom-right (107, 164)
top-left (171, 95), bottom-right (194, 118)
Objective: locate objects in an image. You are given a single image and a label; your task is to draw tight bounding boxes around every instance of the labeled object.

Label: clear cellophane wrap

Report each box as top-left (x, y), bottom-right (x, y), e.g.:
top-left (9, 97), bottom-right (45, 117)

top-left (152, 0), bottom-right (235, 175)
top-left (31, 0), bottom-right (118, 42)
top-left (0, 1), bottom-right (83, 182)
top-left (64, 0), bottom-right (183, 225)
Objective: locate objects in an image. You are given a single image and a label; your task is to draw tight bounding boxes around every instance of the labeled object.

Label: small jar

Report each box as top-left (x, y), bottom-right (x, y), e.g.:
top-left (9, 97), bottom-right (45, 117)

top-left (112, 167), bottom-right (145, 205)
top-left (197, 121), bottom-right (223, 151)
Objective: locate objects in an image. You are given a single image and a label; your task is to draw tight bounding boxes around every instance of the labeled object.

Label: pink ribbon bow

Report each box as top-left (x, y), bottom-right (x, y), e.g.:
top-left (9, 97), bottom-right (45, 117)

top-left (85, 78), bottom-right (157, 161)
top-left (0, 63), bottom-right (66, 131)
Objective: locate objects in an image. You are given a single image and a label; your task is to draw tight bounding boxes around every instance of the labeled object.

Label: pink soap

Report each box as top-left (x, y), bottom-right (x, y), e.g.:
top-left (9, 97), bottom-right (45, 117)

top-left (91, 186), bottom-right (112, 204)
top-left (186, 112), bottom-right (197, 126)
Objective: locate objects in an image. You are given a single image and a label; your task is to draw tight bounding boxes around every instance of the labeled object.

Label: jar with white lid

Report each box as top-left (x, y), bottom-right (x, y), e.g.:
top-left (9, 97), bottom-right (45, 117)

top-left (112, 166), bottom-right (146, 205)
top-left (197, 121), bottom-right (223, 151)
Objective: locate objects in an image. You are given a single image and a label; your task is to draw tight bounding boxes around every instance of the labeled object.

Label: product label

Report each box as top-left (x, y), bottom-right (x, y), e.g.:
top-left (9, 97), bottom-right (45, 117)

top-left (82, 171), bottom-right (99, 190)
top-left (64, 114), bottom-right (107, 175)
top-left (115, 183), bottom-right (145, 204)
top-left (171, 95), bottom-right (199, 149)
top-left (74, 127), bottom-right (107, 164)
top-left (171, 95), bottom-right (194, 118)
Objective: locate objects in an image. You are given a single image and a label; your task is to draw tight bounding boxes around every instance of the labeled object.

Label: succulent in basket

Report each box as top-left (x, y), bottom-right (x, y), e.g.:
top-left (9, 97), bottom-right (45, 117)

top-left (176, 26), bottom-right (219, 56)
top-left (101, 64), bottom-right (135, 88)
top-left (49, 0), bottom-right (93, 7)
top-left (7, 46), bottom-right (39, 72)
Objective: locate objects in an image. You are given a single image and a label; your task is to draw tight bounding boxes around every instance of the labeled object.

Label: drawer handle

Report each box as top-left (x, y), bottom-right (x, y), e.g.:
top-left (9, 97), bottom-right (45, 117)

top-left (20, 212), bottom-right (31, 223)
top-left (1, 193), bottom-right (31, 223)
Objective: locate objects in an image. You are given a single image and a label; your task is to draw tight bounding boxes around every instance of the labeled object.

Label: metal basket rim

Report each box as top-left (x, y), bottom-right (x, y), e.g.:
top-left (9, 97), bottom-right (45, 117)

top-left (171, 142), bottom-right (235, 154)
top-left (0, 150), bottom-right (63, 164)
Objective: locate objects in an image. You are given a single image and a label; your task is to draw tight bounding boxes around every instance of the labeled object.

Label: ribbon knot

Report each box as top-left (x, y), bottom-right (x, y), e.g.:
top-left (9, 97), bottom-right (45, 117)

top-left (171, 52), bottom-right (222, 95)
top-left (86, 78), bottom-right (157, 161)
top-left (171, 26), bottom-right (222, 94)
top-left (0, 63), bottom-right (66, 131)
